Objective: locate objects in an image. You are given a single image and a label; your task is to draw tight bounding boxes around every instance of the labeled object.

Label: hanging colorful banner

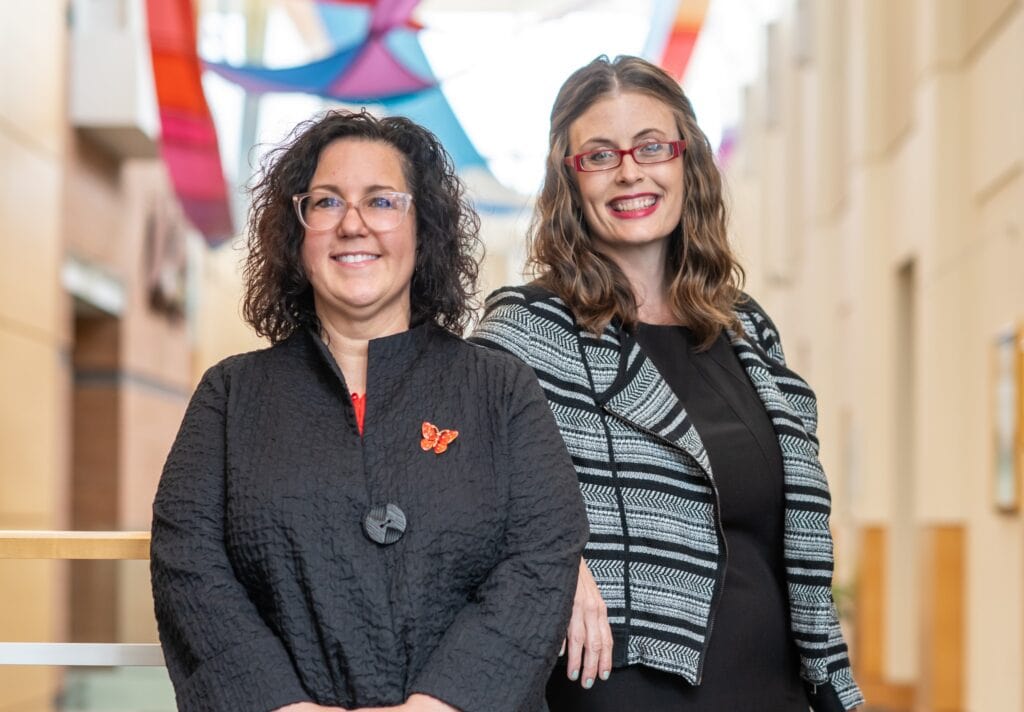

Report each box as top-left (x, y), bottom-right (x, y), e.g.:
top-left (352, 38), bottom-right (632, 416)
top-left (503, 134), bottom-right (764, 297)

top-left (660, 0), bottom-right (708, 81)
top-left (205, 0), bottom-right (488, 171)
top-left (147, 0), bottom-right (234, 246)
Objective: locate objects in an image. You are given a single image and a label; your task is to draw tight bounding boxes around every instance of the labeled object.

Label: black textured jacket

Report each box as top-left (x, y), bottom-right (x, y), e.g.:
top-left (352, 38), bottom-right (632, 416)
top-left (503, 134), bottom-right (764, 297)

top-left (151, 323), bottom-right (588, 712)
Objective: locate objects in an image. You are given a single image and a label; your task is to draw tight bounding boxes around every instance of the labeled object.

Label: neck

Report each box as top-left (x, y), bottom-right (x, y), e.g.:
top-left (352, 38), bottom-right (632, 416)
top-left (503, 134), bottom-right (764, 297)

top-left (316, 306), bottom-right (410, 395)
top-left (600, 242), bottom-right (677, 325)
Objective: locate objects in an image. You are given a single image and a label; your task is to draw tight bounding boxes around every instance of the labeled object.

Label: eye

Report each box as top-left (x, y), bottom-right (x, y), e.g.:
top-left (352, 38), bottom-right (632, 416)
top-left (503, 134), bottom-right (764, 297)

top-left (365, 193), bottom-right (398, 210)
top-left (311, 193), bottom-right (343, 210)
top-left (585, 149), bottom-right (619, 165)
top-left (637, 142), bottom-right (667, 155)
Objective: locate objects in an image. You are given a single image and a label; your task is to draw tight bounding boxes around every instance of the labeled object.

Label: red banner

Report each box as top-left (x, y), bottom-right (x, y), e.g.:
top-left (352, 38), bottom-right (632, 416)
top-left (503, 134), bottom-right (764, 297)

top-left (147, 0), bottom-right (233, 246)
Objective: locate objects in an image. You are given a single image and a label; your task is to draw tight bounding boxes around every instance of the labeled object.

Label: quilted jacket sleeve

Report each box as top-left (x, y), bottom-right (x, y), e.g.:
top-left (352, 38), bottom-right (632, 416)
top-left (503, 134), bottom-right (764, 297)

top-left (150, 363), bottom-right (311, 712)
top-left (409, 360), bottom-right (589, 712)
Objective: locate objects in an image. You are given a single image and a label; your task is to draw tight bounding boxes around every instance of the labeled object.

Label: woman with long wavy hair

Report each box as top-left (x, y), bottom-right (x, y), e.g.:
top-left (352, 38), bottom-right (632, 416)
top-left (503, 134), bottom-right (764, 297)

top-left (472, 56), bottom-right (863, 711)
top-left (151, 110), bottom-right (587, 712)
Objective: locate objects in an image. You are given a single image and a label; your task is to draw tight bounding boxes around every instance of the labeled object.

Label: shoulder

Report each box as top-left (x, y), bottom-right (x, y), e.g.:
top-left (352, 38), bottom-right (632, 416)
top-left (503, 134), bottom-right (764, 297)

top-left (733, 292), bottom-right (779, 334)
top-left (194, 335), bottom-right (300, 394)
top-left (433, 325), bottom-right (529, 376)
top-left (732, 292), bottom-right (786, 365)
top-left (431, 327), bottom-right (549, 414)
top-left (476, 283), bottom-right (576, 334)
top-left (483, 283), bottom-right (563, 314)
top-left (471, 284), bottom-right (579, 366)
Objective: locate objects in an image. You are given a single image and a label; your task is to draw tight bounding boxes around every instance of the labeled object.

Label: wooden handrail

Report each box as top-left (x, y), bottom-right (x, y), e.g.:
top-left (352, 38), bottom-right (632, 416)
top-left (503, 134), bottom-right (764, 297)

top-left (0, 531), bottom-right (150, 560)
top-left (0, 530), bottom-right (161, 667)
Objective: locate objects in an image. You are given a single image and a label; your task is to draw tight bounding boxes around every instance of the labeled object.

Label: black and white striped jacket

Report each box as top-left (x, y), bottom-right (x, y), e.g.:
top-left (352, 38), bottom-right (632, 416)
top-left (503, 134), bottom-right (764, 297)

top-left (471, 285), bottom-right (863, 711)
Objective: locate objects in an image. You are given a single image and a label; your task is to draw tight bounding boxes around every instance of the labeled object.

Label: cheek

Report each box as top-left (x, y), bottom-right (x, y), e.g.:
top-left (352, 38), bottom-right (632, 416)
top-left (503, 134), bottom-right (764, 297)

top-left (384, 228), bottom-right (417, 284)
top-left (577, 178), bottom-right (600, 204)
top-left (671, 167), bottom-right (686, 205)
top-left (577, 181), bottom-right (607, 220)
top-left (402, 230), bottom-right (418, 270)
top-left (299, 233), bottom-right (326, 279)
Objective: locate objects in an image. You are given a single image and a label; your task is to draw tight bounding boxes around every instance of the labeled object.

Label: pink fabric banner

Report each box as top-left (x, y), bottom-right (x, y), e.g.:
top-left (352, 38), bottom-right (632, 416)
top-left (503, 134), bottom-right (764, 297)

top-left (147, 0), bottom-right (233, 245)
top-left (326, 35), bottom-right (433, 98)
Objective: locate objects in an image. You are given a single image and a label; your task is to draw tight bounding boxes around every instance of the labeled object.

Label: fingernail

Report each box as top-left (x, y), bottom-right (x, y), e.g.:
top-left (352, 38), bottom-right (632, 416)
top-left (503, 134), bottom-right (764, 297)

top-left (600, 670), bottom-right (610, 681)
top-left (583, 678), bottom-right (594, 689)
top-left (569, 669), bottom-right (579, 681)
top-left (559, 641), bottom-right (566, 657)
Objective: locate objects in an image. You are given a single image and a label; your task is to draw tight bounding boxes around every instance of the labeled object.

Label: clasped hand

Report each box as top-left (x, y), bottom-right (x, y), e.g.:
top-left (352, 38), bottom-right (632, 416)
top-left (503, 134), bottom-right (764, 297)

top-left (277, 559), bottom-right (611, 709)
top-left (276, 693), bottom-right (457, 712)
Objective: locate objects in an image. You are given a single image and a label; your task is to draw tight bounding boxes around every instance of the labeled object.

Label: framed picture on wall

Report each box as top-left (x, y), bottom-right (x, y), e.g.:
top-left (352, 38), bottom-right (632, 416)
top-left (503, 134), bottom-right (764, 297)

top-left (993, 325), bottom-right (1023, 513)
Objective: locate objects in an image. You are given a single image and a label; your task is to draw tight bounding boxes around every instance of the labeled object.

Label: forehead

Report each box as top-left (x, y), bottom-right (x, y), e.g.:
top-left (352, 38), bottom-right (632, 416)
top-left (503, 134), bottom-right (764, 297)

top-left (310, 138), bottom-right (408, 190)
top-left (568, 91), bottom-right (679, 149)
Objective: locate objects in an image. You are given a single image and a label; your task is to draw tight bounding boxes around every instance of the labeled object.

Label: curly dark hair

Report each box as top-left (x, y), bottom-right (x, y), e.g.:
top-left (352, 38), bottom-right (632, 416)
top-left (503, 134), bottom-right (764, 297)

top-left (242, 109), bottom-right (482, 342)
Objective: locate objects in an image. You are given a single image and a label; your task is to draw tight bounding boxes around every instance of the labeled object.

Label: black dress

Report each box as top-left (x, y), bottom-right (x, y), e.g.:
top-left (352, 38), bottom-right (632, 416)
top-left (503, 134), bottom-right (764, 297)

top-left (547, 325), bottom-right (808, 711)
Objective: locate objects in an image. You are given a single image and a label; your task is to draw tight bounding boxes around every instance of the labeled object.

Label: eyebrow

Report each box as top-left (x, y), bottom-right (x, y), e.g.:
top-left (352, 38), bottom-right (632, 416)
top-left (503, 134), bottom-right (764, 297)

top-left (308, 183), bottom-right (400, 195)
top-left (577, 128), bottom-right (671, 150)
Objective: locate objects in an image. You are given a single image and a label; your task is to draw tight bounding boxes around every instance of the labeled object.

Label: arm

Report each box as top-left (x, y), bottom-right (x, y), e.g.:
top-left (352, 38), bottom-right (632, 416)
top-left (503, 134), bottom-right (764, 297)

top-left (408, 364), bottom-right (589, 712)
top-left (151, 364), bottom-right (312, 712)
top-left (737, 299), bottom-right (865, 711)
top-left (473, 290), bottom-right (614, 690)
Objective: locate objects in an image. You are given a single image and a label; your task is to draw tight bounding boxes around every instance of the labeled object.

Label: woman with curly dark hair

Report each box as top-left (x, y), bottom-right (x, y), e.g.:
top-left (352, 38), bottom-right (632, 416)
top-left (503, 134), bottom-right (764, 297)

top-left (151, 110), bottom-right (587, 712)
top-left (472, 56), bottom-right (863, 711)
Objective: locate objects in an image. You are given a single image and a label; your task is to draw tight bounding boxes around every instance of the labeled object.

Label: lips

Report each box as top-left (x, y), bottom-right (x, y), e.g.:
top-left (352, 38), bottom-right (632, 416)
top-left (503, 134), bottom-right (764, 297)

top-left (610, 196), bottom-right (655, 211)
top-left (608, 193), bottom-right (659, 218)
top-left (331, 252), bottom-right (379, 265)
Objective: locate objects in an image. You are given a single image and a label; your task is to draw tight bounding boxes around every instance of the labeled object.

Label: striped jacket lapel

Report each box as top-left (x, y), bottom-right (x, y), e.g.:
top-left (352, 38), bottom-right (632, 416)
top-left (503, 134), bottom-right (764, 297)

top-left (729, 313), bottom-right (836, 686)
top-left (727, 327), bottom-right (811, 439)
top-left (584, 324), bottom-right (712, 476)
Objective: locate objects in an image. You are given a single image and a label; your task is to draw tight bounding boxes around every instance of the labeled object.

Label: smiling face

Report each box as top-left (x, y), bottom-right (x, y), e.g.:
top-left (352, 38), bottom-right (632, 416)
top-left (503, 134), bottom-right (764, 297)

top-left (300, 138), bottom-right (416, 331)
top-left (568, 91), bottom-right (685, 270)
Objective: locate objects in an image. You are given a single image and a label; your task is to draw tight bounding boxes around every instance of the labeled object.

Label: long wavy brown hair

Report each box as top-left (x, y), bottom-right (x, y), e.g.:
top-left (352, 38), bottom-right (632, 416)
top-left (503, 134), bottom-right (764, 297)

top-left (243, 109), bottom-right (482, 342)
top-left (530, 55), bottom-right (744, 347)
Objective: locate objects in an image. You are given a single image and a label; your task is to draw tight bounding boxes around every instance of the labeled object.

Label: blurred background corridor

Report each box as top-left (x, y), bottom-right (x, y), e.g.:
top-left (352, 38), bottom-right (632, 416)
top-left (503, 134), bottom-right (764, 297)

top-left (0, 0), bottom-right (1022, 710)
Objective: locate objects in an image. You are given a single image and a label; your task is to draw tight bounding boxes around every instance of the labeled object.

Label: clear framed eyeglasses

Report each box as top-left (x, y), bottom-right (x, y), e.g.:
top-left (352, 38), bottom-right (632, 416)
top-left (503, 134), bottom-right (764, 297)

top-left (564, 139), bottom-right (687, 172)
top-left (292, 190), bottom-right (414, 232)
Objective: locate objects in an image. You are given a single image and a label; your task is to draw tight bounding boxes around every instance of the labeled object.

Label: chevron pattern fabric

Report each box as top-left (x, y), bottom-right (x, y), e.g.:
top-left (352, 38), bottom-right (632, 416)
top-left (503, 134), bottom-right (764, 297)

top-left (471, 285), bottom-right (864, 711)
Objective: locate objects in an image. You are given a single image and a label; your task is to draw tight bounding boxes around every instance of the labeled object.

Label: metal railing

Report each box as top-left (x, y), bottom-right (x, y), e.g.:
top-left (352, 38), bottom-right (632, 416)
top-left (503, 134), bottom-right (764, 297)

top-left (0, 531), bottom-right (164, 666)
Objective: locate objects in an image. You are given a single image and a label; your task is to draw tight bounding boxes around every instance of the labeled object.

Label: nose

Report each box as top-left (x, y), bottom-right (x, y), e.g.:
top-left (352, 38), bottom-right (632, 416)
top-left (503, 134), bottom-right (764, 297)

top-left (337, 202), bottom-right (368, 237)
top-left (614, 153), bottom-right (644, 183)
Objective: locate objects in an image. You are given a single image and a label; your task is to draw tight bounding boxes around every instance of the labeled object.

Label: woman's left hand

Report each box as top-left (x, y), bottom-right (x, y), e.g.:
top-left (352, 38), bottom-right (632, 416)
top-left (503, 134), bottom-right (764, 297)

top-left (352, 694), bottom-right (458, 712)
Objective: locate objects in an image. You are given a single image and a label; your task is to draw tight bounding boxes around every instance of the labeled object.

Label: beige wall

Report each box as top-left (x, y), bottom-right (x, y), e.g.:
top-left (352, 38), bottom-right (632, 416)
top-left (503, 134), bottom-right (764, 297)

top-left (0, 2), bottom-right (71, 708)
top-left (192, 239), bottom-right (266, 374)
top-left (0, 1), bottom-right (256, 707)
top-left (726, 0), bottom-right (1024, 709)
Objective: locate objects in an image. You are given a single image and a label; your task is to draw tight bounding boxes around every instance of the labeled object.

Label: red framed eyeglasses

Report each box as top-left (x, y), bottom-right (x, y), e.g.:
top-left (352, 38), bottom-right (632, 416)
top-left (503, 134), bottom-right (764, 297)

top-left (564, 139), bottom-right (687, 172)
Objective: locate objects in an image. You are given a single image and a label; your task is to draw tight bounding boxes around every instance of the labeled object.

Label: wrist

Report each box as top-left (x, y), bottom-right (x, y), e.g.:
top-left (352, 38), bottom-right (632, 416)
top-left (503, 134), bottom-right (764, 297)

top-left (406, 693), bottom-right (458, 712)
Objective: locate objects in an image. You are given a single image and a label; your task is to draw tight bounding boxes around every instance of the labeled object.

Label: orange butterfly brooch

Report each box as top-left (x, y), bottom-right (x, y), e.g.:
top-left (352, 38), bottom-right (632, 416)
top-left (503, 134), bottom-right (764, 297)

top-left (421, 421), bottom-right (458, 455)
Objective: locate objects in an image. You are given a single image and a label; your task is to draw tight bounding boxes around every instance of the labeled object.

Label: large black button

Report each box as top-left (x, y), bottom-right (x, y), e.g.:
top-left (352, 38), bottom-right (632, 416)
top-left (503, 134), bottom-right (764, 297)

top-left (363, 503), bottom-right (406, 545)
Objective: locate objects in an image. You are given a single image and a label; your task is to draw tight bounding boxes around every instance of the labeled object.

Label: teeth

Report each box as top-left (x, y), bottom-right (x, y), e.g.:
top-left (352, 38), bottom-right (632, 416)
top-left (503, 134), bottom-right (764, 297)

top-left (611, 196), bottom-right (656, 212)
top-left (334, 254), bottom-right (378, 264)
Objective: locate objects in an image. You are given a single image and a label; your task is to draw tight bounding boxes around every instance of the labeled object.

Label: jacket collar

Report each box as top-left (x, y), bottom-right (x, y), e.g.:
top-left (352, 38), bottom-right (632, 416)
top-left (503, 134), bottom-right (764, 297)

top-left (578, 310), bottom-right (790, 475)
top-left (582, 321), bottom-right (712, 474)
top-left (299, 320), bottom-right (438, 396)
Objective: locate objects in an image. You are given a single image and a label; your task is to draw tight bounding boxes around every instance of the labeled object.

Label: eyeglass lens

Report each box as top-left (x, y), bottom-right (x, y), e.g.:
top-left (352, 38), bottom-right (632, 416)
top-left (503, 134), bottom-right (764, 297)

top-left (580, 142), bottom-right (678, 171)
top-left (298, 191), bottom-right (408, 231)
